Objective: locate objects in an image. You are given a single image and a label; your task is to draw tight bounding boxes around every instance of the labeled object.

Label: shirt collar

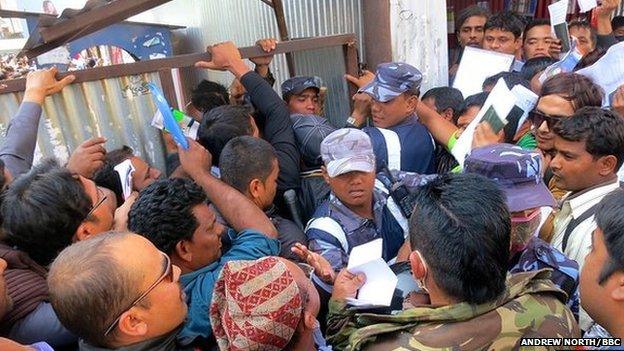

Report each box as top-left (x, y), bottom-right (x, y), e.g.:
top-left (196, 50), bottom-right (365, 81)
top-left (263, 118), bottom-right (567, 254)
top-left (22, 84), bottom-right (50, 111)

top-left (564, 179), bottom-right (620, 219)
top-left (328, 189), bottom-right (387, 233)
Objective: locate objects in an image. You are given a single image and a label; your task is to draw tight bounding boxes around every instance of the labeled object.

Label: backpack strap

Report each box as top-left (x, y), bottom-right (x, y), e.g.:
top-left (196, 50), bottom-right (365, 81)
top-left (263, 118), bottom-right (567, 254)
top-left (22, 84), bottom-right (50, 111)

top-left (377, 128), bottom-right (402, 171)
top-left (305, 217), bottom-right (349, 253)
top-left (375, 179), bottom-right (409, 238)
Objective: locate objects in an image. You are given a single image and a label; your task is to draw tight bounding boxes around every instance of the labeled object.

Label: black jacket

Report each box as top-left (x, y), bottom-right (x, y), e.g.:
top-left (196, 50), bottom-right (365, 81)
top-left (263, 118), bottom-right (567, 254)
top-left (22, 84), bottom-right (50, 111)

top-left (240, 71), bottom-right (301, 196)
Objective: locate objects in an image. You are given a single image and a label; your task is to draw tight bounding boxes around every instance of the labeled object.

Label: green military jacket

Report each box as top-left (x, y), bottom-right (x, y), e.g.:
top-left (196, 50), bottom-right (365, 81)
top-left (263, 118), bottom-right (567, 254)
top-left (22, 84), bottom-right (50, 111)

top-left (326, 269), bottom-right (579, 351)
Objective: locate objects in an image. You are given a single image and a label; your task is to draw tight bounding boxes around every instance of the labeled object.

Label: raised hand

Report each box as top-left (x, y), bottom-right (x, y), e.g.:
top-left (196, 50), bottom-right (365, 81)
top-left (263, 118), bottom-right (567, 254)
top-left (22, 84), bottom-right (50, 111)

top-left (472, 122), bottom-right (503, 150)
top-left (23, 67), bottom-right (75, 104)
top-left (195, 42), bottom-right (250, 78)
top-left (177, 137), bottom-right (212, 179)
top-left (344, 70), bottom-right (375, 89)
top-left (291, 243), bottom-right (336, 284)
top-left (66, 137), bottom-right (107, 178)
top-left (250, 38), bottom-right (278, 67)
top-left (332, 269), bottom-right (366, 301)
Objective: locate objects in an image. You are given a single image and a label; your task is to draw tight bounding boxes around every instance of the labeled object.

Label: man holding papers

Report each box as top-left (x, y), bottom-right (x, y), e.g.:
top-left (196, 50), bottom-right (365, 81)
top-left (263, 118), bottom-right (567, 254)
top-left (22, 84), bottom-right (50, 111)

top-left (325, 173), bottom-right (579, 350)
top-left (305, 129), bottom-right (434, 274)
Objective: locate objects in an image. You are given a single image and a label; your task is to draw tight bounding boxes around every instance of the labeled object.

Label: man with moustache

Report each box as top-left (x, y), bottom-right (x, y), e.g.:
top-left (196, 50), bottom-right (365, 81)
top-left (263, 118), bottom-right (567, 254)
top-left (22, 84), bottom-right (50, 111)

top-left (550, 107), bottom-right (624, 332)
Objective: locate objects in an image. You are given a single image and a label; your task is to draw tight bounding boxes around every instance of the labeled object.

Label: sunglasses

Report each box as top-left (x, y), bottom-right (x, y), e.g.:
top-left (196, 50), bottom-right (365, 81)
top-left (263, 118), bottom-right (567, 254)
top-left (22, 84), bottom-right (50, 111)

top-left (528, 110), bottom-right (566, 130)
top-left (85, 187), bottom-right (107, 219)
top-left (103, 252), bottom-right (174, 336)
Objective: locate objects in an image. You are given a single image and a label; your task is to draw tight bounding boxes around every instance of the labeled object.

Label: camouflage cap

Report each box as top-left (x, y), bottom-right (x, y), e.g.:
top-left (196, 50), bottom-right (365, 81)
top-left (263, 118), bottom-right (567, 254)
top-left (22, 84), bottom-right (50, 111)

top-left (464, 143), bottom-right (556, 212)
top-left (281, 76), bottom-right (321, 100)
top-left (359, 62), bottom-right (423, 103)
top-left (320, 128), bottom-right (375, 177)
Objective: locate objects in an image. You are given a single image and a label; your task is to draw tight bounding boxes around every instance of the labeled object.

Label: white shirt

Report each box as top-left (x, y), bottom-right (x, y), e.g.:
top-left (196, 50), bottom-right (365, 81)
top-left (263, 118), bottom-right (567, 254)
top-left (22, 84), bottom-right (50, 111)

top-left (551, 178), bottom-right (621, 330)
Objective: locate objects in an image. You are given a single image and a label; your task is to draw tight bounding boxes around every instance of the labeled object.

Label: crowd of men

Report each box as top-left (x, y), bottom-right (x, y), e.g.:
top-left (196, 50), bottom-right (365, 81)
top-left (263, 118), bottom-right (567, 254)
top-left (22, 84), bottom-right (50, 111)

top-left (1, 2), bottom-right (624, 350)
top-left (0, 55), bottom-right (35, 81)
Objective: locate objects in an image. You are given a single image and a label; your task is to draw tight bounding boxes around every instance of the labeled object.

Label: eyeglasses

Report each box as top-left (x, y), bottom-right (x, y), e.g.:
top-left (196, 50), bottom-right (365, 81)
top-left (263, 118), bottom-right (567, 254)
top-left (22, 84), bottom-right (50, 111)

top-left (85, 187), bottom-right (107, 219)
top-left (103, 252), bottom-right (174, 336)
top-left (528, 110), bottom-right (566, 130)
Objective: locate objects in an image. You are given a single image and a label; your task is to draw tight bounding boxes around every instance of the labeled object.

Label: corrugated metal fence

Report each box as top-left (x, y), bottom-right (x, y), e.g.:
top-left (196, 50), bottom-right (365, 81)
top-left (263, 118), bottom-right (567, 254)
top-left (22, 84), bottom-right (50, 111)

top-left (0, 0), bottom-right (364, 170)
top-left (173, 0), bottom-right (363, 125)
top-left (0, 73), bottom-right (167, 170)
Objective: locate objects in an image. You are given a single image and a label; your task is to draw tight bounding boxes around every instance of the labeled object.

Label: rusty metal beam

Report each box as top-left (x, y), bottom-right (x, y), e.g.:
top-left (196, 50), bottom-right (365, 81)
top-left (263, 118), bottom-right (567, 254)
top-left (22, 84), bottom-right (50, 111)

top-left (343, 39), bottom-right (359, 101)
top-left (361, 0), bottom-right (392, 69)
top-left (269, 0), bottom-right (295, 77)
top-left (259, 0), bottom-right (273, 7)
top-left (1, 33), bottom-right (357, 93)
top-left (0, 9), bottom-right (185, 29)
top-left (39, 0), bottom-right (173, 43)
top-left (158, 69), bottom-right (177, 109)
top-left (0, 9), bottom-right (53, 18)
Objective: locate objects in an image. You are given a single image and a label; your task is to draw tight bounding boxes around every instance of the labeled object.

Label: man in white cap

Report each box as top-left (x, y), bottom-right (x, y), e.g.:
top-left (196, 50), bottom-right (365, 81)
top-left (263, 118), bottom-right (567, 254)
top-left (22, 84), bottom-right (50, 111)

top-left (303, 128), bottom-right (434, 284)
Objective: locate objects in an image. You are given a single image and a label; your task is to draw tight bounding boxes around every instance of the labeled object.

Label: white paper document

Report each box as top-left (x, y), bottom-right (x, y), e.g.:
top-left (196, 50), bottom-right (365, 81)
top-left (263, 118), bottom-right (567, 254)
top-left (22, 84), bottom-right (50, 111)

top-left (538, 42), bottom-right (583, 84)
top-left (451, 79), bottom-right (517, 168)
top-left (510, 85), bottom-right (539, 135)
top-left (452, 46), bottom-right (514, 98)
top-left (577, 0), bottom-right (597, 13)
top-left (114, 159), bottom-right (135, 201)
top-left (577, 42), bottom-right (624, 107)
top-left (549, 0), bottom-right (571, 52)
top-left (346, 239), bottom-right (398, 308)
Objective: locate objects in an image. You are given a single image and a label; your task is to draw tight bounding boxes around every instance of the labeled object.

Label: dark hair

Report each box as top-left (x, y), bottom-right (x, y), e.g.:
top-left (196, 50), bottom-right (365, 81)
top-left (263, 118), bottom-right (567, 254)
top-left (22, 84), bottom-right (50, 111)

top-left (409, 173), bottom-right (510, 304)
top-left (483, 71), bottom-right (530, 91)
top-left (191, 80), bottom-right (229, 113)
top-left (455, 5), bottom-right (490, 34)
top-left (405, 86), bottom-right (421, 99)
top-left (520, 56), bottom-right (557, 81)
top-left (48, 232), bottom-right (140, 347)
top-left (613, 16), bottom-right (624, 30)
top-left (573, 48), bottom-right (606, 71)
top-left (540, 72), bottom-right (603, 110)
top-left (523, 18), bottom-right (551, 43)
top-left (0, 159), bottom-right (6, 191)
top-left (595, 190), bottom-right (624, 283)
top-left (128, 178), bottom-right (207, 254)
top-left (568, 20), bottom-right (597, 47)
top-left (453, 92), bottom-right (489, 125)
top-left (219, 136), bottom-right (277, 194)
top-left (484, 12), bottom-right (524, 39)
top-left (421, 87), bottom-right (464, 114)
top-left (197, 105), bottom-right (254, 166)
top-left (1, 159), bottom-right (92, 266)
top-left (93, 146), bottom-right (134, 205)
top-left (553, 107), bottom-right (624, 170)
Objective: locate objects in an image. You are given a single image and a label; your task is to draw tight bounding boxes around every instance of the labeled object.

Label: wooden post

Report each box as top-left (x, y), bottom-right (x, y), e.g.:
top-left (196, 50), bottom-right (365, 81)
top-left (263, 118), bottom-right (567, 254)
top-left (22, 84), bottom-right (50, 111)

top-left (270, 0), bottom-right (296, 77)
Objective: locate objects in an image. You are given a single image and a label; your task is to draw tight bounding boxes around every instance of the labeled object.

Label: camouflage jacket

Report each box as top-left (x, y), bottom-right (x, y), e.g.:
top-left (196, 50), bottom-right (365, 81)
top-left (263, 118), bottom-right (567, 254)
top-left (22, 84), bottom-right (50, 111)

top-left (326, 270), bottom-right (579, 351)
top-left (509, 237), bottom-right (580, 320)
